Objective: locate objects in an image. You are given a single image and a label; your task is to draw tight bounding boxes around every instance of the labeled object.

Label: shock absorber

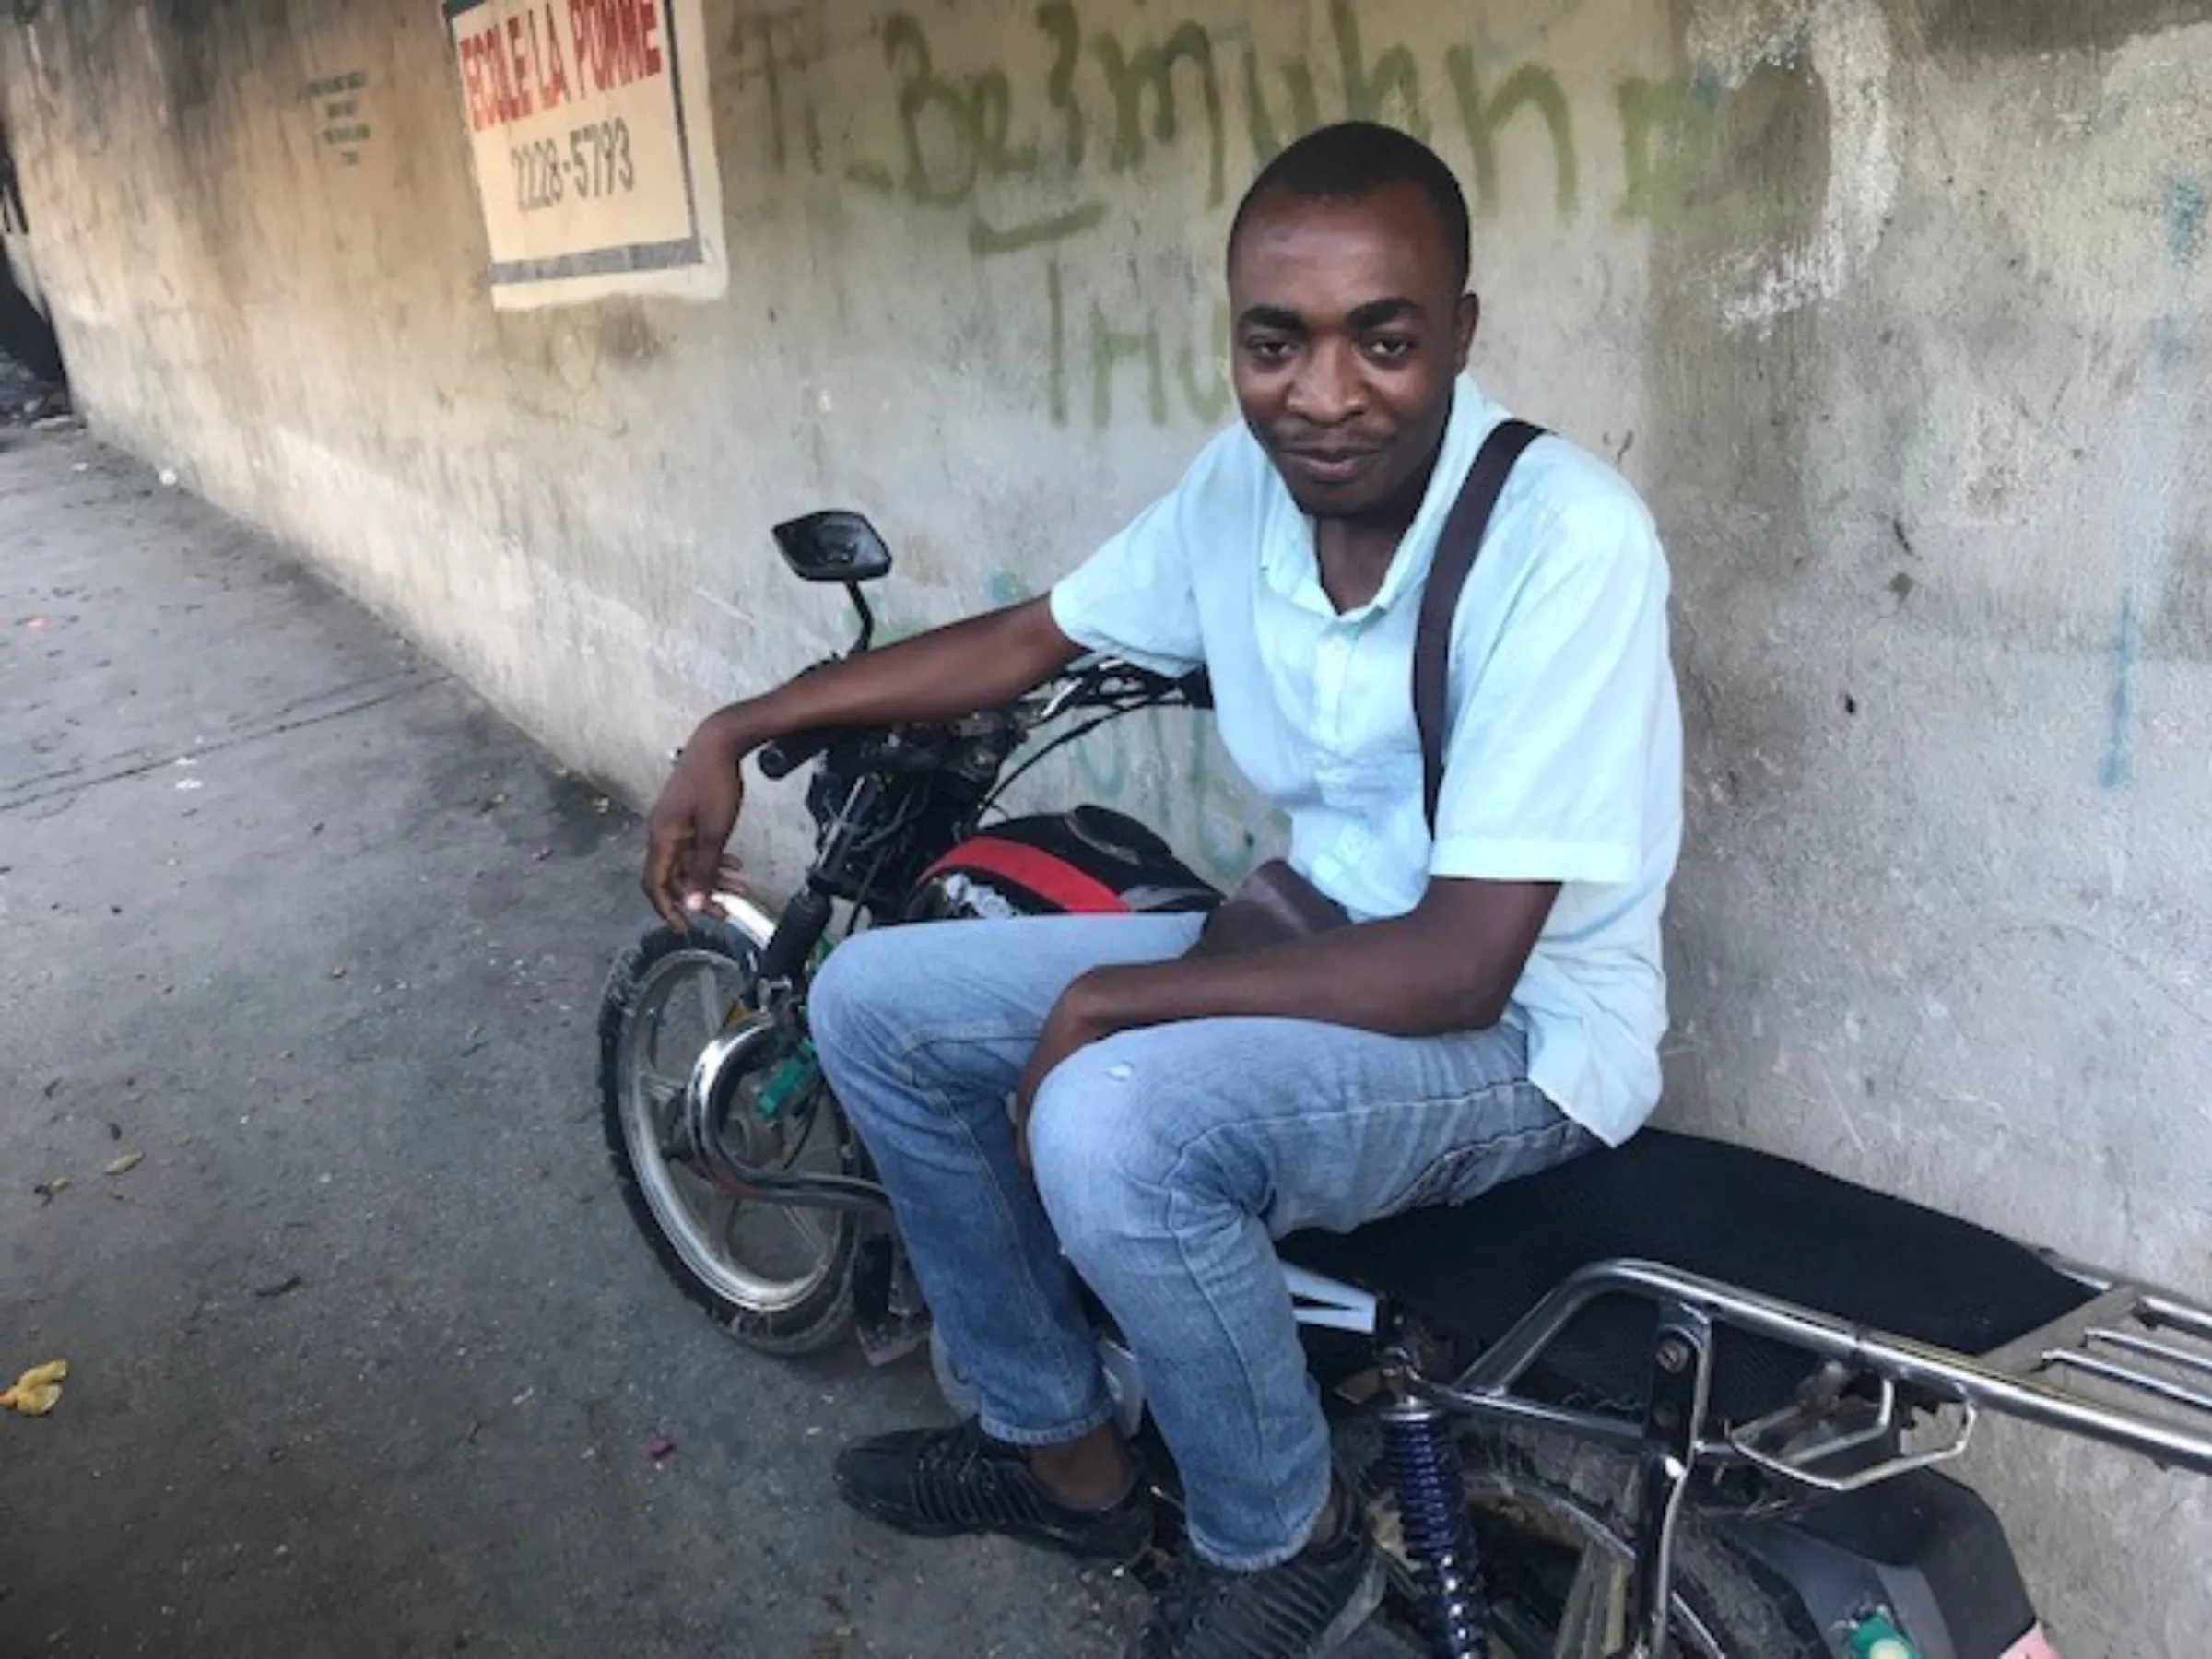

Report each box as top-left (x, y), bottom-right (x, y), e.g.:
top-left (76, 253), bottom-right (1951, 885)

top-left (1379, 1398), bottom-right (1489, 1659)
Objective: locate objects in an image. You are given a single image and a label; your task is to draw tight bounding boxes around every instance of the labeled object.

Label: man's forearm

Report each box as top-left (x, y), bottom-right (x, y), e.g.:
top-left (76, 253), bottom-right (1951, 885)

top-left (691, 597), bottom-right (1083, 759)
top-left (1059, 871), bottom-right (1560, 1045)
top-left (1067, 913), bottom-right (1512, 1042)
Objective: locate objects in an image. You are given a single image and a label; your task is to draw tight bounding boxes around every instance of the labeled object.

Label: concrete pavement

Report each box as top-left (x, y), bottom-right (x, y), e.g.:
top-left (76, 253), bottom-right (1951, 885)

top-left (0, 422), bottom-right (1151, 1659)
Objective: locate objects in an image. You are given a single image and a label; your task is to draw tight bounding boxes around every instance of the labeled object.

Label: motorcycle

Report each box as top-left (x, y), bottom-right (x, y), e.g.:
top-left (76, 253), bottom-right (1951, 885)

top-left (600, 511), bottom-right (2212, 1659)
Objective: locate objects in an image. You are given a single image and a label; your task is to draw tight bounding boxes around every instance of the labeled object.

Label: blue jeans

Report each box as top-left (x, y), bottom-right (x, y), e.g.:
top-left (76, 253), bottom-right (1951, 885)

top-left (807, 914), bottom-right (1595, 1571)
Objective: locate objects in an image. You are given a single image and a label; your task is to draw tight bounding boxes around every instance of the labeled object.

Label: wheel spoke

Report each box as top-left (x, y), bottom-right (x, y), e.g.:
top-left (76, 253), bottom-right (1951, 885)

top-left (1551, 1543), bottom-right (1630, 1659)
top-left (639, 1068), bottom-right (688, 1104)
top-left (780, 1204), bottom-right (833, 1257)
top-left (695, 970), bottom-right (727, 1038)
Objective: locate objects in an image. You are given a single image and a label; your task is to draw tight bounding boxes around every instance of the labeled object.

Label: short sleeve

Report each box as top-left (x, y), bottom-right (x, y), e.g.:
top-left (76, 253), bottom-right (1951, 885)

top-left (1429, 495), bottom-right (1672, 887)
top-left (1047, 454), bottom-right (1216, 677)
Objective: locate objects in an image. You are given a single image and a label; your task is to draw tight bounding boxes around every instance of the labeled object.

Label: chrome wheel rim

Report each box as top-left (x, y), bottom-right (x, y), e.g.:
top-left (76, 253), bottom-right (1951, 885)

top-left (616, 947), bottom-right (842, 1312)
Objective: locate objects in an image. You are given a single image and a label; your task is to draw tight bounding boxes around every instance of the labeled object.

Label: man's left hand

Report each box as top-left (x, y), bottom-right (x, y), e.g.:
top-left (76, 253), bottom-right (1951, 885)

top-left (1013, 975), bottom-right (1115, 1176)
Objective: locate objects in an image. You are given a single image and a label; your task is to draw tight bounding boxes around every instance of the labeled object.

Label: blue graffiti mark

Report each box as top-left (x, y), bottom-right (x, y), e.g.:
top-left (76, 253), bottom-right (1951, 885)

top-left (2100, 589), bottom-right (2140, 791)
top-left (2167, 178), bottom-right (2207, 265)
top-left (1072, 705), bottom-right (1134, 797)
top-left (2099, 177), bottom-right (2204, 790)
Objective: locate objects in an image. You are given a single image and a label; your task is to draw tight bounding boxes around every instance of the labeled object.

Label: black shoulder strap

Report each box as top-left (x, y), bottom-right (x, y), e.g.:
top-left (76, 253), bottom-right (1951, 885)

top-left (1415, 418), bottom-right (1547, 832)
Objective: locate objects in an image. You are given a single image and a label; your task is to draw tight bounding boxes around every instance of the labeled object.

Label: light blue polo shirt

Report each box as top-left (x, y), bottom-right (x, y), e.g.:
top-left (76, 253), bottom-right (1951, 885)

top-left (1048, 375), bottom-right (1683, 1147)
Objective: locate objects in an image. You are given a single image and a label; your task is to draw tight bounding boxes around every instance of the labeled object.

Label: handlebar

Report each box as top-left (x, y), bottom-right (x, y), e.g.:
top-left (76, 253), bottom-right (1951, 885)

top-left (757, 731), bottom-right (832, 781)
top-left (749, 658), bottom-right (1208, 784)
top-left (1043, 659), bottom-right (1213, 716)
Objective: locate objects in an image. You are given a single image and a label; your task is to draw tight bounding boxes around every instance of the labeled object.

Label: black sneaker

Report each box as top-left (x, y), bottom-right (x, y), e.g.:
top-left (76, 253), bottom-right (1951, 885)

top-left (833, 1419), bottom-right (1156, 1565)
top-left (1126, 1505), bottom-right (1385, 1658)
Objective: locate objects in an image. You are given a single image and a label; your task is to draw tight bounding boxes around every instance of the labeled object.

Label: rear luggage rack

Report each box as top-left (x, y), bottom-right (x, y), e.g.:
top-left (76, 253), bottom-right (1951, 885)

top-left (1978, 1258), bottom-right (2212, 1458)
top-left (1400, 1256), bottom-right (2212, 1659)
top-left (1424, 1256), bottom-right (2212, 1482)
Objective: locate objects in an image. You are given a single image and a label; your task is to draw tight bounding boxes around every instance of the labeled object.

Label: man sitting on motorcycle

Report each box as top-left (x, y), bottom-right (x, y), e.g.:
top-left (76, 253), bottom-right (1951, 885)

top-left (643, 119), bottom-right (1683, 1659)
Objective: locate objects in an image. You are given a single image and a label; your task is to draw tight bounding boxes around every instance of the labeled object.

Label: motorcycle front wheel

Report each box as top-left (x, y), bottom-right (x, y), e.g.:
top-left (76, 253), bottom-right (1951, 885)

top-left (597, 915), bottom-right (858, 1355)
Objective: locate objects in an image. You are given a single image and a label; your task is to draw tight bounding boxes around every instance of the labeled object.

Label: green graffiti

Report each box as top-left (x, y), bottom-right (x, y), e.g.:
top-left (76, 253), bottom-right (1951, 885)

top-left (970, 203), bottom-right (1108, 256)
top-left (1093, 21), bottom-right (1226, 207)
top-left (1175, 304), bottom-right (1233, 427)
top-left (1444, 50), bottom-right (1579, 219)
top-left (968, 66), bottom-right (1040, 174)
top-left (882, 14), bottom-right (975, 204)
top-left (1617, 65), bottom-right (1814, 235)
top-left (1618, 76), bottom-right (1716, 224)
top-left (1072, 712), bottom-right (1133, 797)
top-left (879, 12), bottom-right (1036, 205)
top-left (1046, 259), bottom-right (1069, 426)
top-left (1091, 301), bottom-right (1168, 428)
top-left (1239, 42), bottom-right (1322, 167)
top-left (1036, 2), bottom-right (1088, 170)
top-left (727, 8), bottom-right (1829, 431)
top-left (1332, 0), bottom-right (1427, 140)
top-left (735, 10), bottom-right (823, 175)
top-left (1054, 277), bottom-right (1231, 431)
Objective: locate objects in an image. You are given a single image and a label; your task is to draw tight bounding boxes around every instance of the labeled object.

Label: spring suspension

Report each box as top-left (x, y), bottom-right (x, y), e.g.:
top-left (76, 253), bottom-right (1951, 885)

top-left (1380, 1402), bottom-right (1489, 1659)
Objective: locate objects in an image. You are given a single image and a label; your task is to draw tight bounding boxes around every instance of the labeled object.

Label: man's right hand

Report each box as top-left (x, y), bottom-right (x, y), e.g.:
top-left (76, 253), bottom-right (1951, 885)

top-left (635, 598), bottom-right (1086, 929)
top-left (642, 731), bottom-right (747, 928)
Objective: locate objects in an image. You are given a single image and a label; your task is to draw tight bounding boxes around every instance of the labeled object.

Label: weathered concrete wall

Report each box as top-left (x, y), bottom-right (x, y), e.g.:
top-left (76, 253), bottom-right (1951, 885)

top-left (5, 0), bottom-right (2211, 1648)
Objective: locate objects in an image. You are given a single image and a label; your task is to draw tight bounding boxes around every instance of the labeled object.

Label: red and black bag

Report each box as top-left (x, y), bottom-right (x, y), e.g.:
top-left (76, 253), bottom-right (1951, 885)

top-left (904, 805), bottom-right (1223, 923)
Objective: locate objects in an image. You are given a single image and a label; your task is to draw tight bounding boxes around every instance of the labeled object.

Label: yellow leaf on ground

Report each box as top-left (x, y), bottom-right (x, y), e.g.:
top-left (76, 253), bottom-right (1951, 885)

top-left (1, 1382), bottom-right (62, 1416)
top-left (2, 1359), bottom-right (68, 1417)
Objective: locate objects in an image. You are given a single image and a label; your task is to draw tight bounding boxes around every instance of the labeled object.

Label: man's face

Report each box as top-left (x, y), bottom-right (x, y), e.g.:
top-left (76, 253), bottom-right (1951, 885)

top-left (1227, 182), bottom-right (1477, 523)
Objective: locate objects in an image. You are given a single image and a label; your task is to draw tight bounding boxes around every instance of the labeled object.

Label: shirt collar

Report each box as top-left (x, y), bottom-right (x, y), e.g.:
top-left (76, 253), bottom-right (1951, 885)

top-left (1259, 374), bottom-right (1512, 621)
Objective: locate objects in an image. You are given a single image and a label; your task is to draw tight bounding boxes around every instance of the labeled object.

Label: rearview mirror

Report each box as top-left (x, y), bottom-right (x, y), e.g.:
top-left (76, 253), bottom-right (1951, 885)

top-left (771, 511), bottom-right (893, 584)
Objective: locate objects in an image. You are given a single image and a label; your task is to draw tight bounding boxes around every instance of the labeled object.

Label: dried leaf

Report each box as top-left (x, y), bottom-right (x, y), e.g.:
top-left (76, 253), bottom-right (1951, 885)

top-left (0, 1382), bottom-right (62, 1417)
top-left (2, 1359), bottom-right (68, 1417)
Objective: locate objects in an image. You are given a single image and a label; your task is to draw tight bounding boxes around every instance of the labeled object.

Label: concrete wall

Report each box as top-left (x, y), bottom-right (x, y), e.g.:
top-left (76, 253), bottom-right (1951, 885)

top-left (6, 0), bottom-right (2211, 1647)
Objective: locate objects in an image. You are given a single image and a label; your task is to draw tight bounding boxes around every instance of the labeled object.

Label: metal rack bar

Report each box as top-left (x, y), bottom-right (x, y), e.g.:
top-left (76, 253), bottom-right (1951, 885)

top-left (1441, 1259), bottom-right (2212, 1480)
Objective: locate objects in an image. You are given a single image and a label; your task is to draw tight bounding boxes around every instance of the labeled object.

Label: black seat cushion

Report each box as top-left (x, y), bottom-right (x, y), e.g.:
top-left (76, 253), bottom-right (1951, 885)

top-left (1279, 1129), bottom-right (2096, 1425)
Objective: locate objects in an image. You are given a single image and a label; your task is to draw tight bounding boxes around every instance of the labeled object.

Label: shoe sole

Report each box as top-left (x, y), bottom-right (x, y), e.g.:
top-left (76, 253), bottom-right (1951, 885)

top-left (835, 1481), bottom-right (1158, 1567)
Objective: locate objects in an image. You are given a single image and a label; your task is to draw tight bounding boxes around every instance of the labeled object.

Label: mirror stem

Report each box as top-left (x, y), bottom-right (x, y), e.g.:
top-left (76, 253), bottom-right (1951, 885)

top-left (846, 582), bottom-right (876, 654)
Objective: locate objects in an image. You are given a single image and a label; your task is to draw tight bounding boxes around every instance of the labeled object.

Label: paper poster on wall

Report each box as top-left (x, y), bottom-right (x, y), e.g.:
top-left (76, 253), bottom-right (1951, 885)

top-left (445, 0), bottom-right (725, 310)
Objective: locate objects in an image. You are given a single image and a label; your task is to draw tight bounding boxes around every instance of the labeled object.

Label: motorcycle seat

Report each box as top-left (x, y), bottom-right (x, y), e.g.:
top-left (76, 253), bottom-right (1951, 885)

top-left (1277, 1128), bottom-right (2099, 1425)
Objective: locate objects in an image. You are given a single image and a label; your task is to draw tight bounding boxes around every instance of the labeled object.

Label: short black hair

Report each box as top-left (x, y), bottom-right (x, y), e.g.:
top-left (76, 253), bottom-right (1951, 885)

top-left (1228, 121), bottom-right (1472, 293)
